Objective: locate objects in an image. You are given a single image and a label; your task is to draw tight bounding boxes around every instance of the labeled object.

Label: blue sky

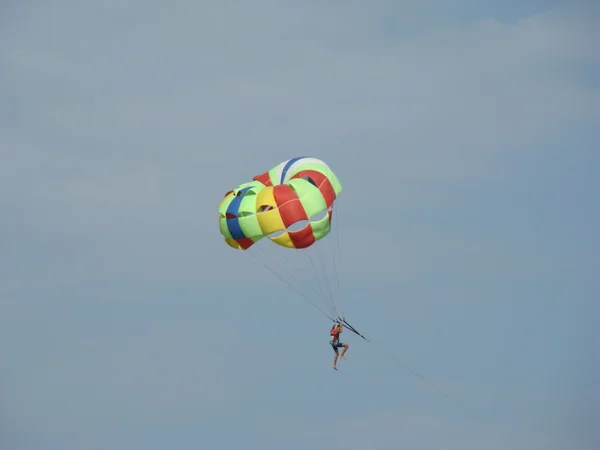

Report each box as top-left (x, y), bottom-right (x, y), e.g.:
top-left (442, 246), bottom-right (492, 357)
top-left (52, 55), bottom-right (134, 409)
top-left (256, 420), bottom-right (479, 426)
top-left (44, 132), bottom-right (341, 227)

top-left (1, 1), bottom-right (598, 449)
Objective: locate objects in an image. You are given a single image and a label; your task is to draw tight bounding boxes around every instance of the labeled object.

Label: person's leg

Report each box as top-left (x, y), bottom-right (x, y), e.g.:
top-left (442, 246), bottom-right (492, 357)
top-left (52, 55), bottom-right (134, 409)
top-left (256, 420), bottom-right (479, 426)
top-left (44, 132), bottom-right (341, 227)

top-left (340, 343), bottom-right (349, 358)
top-left (332, 347), bottom-right (339, 369)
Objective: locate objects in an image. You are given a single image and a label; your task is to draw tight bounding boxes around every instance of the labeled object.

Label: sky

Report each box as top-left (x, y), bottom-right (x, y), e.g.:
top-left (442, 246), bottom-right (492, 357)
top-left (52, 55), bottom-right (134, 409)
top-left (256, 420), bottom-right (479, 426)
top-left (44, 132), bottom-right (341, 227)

top-left (1, 1), bottom-right (599, 449)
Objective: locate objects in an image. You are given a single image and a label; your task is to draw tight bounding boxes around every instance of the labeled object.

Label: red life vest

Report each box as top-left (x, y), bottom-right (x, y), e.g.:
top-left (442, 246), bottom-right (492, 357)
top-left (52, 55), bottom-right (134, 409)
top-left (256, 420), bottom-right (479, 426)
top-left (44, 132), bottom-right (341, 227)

top-left (330, 326), bottom-right (340, 341)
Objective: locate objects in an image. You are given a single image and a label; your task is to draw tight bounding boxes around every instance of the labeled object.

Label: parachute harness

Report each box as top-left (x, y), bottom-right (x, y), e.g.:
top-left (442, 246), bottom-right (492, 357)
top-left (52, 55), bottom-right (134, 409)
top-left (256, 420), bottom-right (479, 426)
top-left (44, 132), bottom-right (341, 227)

top-left (336, 317), bottom-right (370, 342)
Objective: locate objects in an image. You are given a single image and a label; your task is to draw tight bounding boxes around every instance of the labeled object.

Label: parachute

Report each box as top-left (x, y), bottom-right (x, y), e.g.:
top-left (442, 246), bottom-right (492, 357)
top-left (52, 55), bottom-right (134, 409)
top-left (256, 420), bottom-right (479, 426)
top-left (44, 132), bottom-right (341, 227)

top-left (219, 157), bottom-right (342, 249)
top-left (218, 156), bottom-right (356, 329)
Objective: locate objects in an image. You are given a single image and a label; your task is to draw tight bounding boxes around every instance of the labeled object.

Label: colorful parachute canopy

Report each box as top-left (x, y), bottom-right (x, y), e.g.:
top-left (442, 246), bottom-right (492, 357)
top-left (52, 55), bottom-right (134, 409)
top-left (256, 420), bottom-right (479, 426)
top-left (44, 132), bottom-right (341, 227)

top-left (218, 157), bottom-right (342, 250)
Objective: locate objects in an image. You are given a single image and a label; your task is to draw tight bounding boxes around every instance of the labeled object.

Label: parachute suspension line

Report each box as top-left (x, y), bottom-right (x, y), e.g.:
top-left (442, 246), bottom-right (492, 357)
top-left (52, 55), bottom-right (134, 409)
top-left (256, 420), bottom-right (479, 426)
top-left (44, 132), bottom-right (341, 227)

top-left (258, 245), bottom-right (310, 296)
top-left (251, 244), bottom-right (306, 295)
top-left (319, 242), bottom-right (337, 317)
top-left (307, 240), bottom-right (337, 314)
top-left (304, 248), bottom-right (337, 319)
top-left (244, 249), bottom-right (336, 322)
top-left (331, 203), bottom-right (344, 318)
top-left (301, 246), bottom-right (331, 312)
top-left (285, 247), bottom-right (334, 316)
top-left (367, 343), bottom-right (526, 450)
top-left (340, 317), bottom-right (369, 342)
top-left (378, 346), bottom-right (451, 397)
top-left (251, 243), bottom-right (325, 308)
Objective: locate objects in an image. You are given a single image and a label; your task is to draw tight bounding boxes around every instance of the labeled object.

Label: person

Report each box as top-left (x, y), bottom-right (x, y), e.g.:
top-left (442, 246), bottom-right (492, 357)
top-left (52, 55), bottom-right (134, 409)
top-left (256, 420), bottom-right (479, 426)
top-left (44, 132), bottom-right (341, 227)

top-left (329, 321), bottom-right (349, 370)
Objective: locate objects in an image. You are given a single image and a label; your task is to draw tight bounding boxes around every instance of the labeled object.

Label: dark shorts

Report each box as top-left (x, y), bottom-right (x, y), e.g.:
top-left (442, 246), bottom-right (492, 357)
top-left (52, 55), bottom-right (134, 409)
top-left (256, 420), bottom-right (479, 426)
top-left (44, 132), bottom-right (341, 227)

top-left (330, 339), bottom-right (344, 348)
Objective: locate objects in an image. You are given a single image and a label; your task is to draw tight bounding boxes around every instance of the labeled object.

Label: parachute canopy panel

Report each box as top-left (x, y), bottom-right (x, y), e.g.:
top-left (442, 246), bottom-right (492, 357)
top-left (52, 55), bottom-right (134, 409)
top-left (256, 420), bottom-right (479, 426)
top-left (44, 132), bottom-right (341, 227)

top-left (218, 157), bottom-right (342, 250)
